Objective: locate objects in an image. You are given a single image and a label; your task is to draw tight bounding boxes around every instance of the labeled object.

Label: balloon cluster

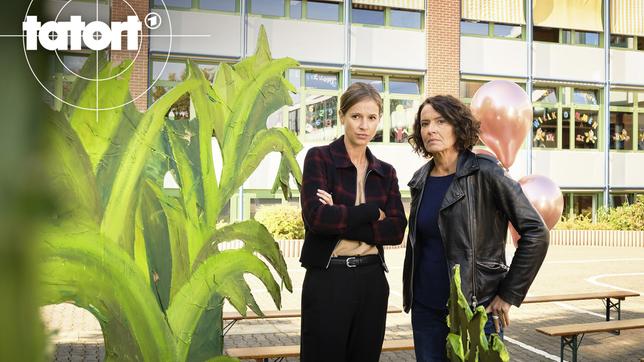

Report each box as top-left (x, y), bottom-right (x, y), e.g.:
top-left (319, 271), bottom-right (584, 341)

top-left (470, 80), bottom-right (564, 248)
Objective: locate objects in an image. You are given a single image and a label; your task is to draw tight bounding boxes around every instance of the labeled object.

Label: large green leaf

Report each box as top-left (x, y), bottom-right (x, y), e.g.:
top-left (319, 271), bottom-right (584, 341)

top-left (39, 222), bottom-right (175, 361)
top-left (167, 249), bottom-right (282, 361)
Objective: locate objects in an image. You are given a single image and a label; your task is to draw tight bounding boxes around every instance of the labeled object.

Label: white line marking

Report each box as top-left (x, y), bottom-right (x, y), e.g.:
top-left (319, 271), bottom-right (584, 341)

top-left (586, 273), bottom-right (644, 295)
top-left (505, 336), bottom-right (566, 362)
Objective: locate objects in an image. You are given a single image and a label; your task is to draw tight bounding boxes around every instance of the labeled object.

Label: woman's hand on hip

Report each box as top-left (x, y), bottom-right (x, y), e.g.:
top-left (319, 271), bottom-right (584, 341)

top-left (317, 189), bottom-right (333, 205)
top-left (485, 295), bottom-right (511, 331)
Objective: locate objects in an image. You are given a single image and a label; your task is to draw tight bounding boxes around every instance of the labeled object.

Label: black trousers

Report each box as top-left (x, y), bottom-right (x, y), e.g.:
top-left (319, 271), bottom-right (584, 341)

top-left (300, 262), bottom-right (389, 362)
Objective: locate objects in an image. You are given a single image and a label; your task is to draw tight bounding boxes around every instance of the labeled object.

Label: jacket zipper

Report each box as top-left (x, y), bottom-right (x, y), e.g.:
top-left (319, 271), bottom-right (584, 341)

top-left (466, 178), bottom-right (478, 308)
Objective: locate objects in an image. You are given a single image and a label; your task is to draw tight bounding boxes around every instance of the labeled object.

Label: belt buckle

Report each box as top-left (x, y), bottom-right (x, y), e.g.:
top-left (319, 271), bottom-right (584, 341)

top-left (345, 256), bottom-right (358, 268)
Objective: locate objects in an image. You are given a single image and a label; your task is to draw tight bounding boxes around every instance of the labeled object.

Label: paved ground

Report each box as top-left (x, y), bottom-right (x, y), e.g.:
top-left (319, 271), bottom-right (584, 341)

top-left (44, 245), bottom-right (644, 361)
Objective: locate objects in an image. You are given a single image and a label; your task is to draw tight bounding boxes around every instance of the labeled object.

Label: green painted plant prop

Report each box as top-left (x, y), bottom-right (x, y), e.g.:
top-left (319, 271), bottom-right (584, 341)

top-left (40, 26), bottom-right (301, 361)
top-left (447, 265), bottom-right (510, 362)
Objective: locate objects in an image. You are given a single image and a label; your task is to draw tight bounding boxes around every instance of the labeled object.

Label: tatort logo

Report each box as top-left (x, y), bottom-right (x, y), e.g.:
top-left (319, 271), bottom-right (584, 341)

top-left (22, 15), bottom-right (141, 51)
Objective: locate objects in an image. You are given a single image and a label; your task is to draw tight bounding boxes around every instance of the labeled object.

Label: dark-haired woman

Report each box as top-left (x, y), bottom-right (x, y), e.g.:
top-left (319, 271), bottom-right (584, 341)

top-left (299, 82), bottom-right (407, 362)
top-left (402, 95), bottom-right (549, 361)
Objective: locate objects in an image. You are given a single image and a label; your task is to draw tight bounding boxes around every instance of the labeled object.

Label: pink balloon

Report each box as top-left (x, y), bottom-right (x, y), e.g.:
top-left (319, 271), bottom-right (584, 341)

top-left (470, 80), bottom-right (532, 169)
top-left (472, 148), bottom-right (498, 159)
top-left (509, 175), bottom-right (564, 247)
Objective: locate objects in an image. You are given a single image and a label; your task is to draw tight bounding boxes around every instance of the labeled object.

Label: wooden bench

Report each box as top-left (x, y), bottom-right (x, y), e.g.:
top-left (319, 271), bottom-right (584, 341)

top-left (222, 306), bottom-right (403, 335)
top-left (536, 318), bottom-right (644, 362)
top-left (523, 290), bottom-right (640, 326)
top-left (226, 338), bottom-right (414, 362)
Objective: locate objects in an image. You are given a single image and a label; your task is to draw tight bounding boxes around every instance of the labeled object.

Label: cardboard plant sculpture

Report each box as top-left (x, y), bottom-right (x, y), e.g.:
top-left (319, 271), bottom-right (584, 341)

top-left (40, 27), bottom-right (301, 361)
top-left (447, 265), bottom-right (510, 362)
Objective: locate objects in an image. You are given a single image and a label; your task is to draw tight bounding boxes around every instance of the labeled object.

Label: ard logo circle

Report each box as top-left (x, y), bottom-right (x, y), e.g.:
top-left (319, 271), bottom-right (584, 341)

top-left (22, 0), bottom-right (173, 111)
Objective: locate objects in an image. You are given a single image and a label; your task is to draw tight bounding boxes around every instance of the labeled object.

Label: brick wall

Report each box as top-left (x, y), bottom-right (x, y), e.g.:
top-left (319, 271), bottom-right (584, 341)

top-left (426, 0), bottom-right (460, 97)
top-left (110, 0), bottom-right (149, 111)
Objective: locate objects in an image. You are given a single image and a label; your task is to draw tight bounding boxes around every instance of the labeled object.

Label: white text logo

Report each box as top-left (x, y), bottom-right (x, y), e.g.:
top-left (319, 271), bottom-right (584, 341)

top-left (23, 15), bottom-right (141, 51)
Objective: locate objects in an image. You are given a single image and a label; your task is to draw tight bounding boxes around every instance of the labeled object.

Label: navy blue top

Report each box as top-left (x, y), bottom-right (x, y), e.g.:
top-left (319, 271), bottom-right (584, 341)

top-left (413, 173), bottom-right (455, 310)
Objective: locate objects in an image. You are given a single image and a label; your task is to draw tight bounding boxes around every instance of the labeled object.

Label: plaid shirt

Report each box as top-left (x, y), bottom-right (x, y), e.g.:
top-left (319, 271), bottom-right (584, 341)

top-left (300, 136), bottom-right (408, 268)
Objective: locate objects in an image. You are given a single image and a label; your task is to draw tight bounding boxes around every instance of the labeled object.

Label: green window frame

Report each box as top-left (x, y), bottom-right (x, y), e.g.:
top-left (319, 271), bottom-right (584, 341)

top-left (152, 0), bottom-right (240, 13)
top-left (610, 34), bottom-right (644, 51)
top-left (609, 89), bottom-right (644, 152)
top-left (533, 27), bottom-right (604, 48)
top-left (562, 192), bottom-right (601, 220)
top-left (460, 20), bottom-right (525, 40)
top-left (352, 4), bottom-right (424, 30)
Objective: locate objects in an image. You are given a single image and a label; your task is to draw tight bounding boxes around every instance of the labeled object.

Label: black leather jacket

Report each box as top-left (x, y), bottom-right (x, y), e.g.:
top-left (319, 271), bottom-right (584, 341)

top-left (402, 150), bottom-right (549, 312)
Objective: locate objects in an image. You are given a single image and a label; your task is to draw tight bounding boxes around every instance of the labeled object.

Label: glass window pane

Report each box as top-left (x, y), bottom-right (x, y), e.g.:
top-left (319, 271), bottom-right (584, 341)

top-left (611, 193), bottom-right (635, 207)
top-left (459, 80), bottom-right (484, 99)
top-left (390, 99), bottom-right (419, 143)
top-left (155, 0), bottom-right (191, 8)
top-left (532, 87), bottom-right (557, 103)
top-left (562, 30), bottom-right (573, 44)
top-left (152, 61), bottom-right (187, 82)
top-left (493, 24), bottom-right (522, 39)
top-left (638, 36), bottom-right (644, 50)
top-left (288, 93), bottom-right (301, 134)
top-left (572, 194), bottom-right (594, 217)
top-left (290, 0), bottom-right (302, 19)
top-left (305, 72), bottom-right (339, 90)
top-left (352, 7), bottom-right (385, 26)
top-left (151, 85), bottom-right (191, 120)
top-left (307, 1), bottom-right (338, 21)
top-left (610, 35), bottom-right (633, 48)
top-left (610, 112), bottom-right (633, 150)
top-left (638, 92), bottom-right (644, 107)
top-left (610, 90), bottom-right (635, 107)
top-left (200, 0), bottom-right (236, 11)
top-left (251, 0), bottom-right (285, 17)
top-left (351, 76), bottom-right (384, 92)
top-left (391, 9), bottom-right (422, 29)
top-left (575, 31), bottom-right (599, 46)
top-left (287, 69), bottom-right (301, 87)
top-left (533, 27), bottom-right (559, 42)
top-left (198, 63), bottom-right (218, 83)
top-left (390, 78), bottom-right (420, 95)
top-left (460, 21), bottom-right (488, 36)
top-left (304, 95), bottom-right (338, 142)
top-left (638, 113), bottom-right (644, 150)
top-left (62, 55), bottom-right (87, 75)
top-left (573, 89), bottom-right (598, 105)
top-left (533, 106), bottom-right (558, 148)
top-left (574, 110), bottom-right (599, 149)
top-left (562, 108), bottom-right (571, 149)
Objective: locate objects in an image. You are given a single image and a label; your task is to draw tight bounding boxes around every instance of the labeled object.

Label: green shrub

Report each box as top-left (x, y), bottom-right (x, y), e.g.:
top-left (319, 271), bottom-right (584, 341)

top-left (255, 204), bottom-right (304, 239)
top-left (554, 195), bottom-right (644, 231)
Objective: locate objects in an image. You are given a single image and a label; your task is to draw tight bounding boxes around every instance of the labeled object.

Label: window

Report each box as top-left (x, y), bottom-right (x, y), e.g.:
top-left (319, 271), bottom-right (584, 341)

top-left (639, 113), bottom-right (644, 150)
top-left (305, 72), bottom-right (339, 90)
top-left (390, 78), bottom-right (420, 95)
top-left (352, 6), bottom-right (385, 26)
top-left (533, 27), bottom-right (558, 42)
top-left (45, 53), bottom-right (89, 110)
top-left (575, 31), bottom-right (600, 46)
top-left (610, 35), bottom-right (633, 48)
top-left (611, 193), bottom-right (636, 207)
top-left (562, 107), bottom-right (571, 149)
top-left (460, 80), bottom-right (485, 99)
top-left (155, 0), bottom-right (191, 8)
top-left (610, 112), bottom-right (633, 150)
top-left (200, 0), bottom-right (237, 11)
top-left (461, 21), bottom-right (488, 36)
top-left (307, 1), bottom-right (339, 21)
top-left (574, 110), bottom-right (599, 149)
top-left (639, 92), bottom-right (644, 107)
top-left (610, 90), bottom-right (635, 107)
top-left (250, 0), bottom-right (285, 17)
top-left (390, 99), bottom-right (418, 143)
top-left (532, 87), bottom-right (557, 103)
top-left (533, 106), bottom-right (558, 148)
top-left (563, 193), bottom-right (597, 218)
top-left (351, 75), bottom-right (384, 92)
top-left (494, 23), bottom-right (521, 38)
top-left (305, 95), bottom-right (338, 142)
top-left (638, 37), bottom-right (644, 51)
top-left (290, 0), bottom-right (302, 19)
top-left (391, 9), bottom-right (422, 29)
top-left (573, 89), bottom-right (599, 105)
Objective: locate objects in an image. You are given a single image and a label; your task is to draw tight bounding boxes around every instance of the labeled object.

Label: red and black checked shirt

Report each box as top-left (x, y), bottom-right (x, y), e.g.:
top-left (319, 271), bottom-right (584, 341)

top-left (299, 136), bottom-right (408, 268)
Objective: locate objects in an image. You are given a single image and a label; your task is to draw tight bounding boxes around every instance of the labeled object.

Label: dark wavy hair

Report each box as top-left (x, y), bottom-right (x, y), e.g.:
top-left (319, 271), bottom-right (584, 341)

top-left (408, 95), bottom-right (480, 158)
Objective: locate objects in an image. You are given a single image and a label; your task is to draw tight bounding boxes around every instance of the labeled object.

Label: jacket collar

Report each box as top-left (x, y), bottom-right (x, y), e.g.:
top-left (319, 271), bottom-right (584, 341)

top-left (329, 136), bottom-right (385, 176)
top-left (408, 149), bottom-right (479, 190)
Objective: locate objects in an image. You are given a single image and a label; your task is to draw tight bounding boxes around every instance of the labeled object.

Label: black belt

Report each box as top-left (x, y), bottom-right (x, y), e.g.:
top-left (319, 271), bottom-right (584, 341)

top-left (328, 255), bottom-right (381, 268)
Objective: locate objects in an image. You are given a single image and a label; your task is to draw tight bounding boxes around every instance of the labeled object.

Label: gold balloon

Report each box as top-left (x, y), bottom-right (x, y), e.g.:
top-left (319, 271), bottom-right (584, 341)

top-left (509, 175), bottom-right (564, 247)
top-left (470, 80), bottom-right (532, 169)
